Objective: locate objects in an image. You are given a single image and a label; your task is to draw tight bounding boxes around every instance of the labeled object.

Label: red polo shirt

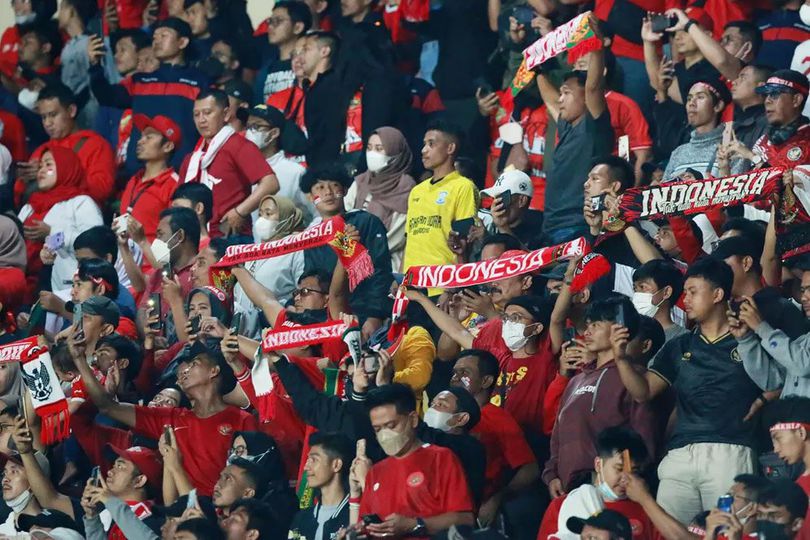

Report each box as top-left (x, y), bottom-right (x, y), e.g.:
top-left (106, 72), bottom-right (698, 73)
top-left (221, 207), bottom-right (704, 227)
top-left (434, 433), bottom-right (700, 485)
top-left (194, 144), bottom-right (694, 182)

top-left (474, 403), bottom-right (536, 500)
top-left (120, 168), bottom-right (180, 242)
top-left (137, 260), bottom-right (194, 317)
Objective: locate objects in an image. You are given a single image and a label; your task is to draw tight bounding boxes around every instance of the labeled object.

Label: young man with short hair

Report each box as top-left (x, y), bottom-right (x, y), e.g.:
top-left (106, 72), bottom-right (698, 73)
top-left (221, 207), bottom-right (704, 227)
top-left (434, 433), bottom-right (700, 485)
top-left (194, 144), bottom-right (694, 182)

top-left (211, 459), bottom-right (267, 516)
top-left (183, 0), bottom-right (215, 60)
top-left (222, 498), bottom-right (278, 540)
top-left (614, 257), bottom-right (764, 524)
top-left (288, 432), bottom-right (352, 539)
top-left (56, 0), bottom-right (99, 129)
top-left (256, 1), bottom-right (312, 102)
top-left (180, 89), bottom-right (279, 238)
top-left (632, 259), bottom-right (686, 341)
top-left (171, 182), bottom-right (214, 247)
top-left (350, 383), bottom-right (475, 537)
top-left (403, 121), bottom-right (478, 289)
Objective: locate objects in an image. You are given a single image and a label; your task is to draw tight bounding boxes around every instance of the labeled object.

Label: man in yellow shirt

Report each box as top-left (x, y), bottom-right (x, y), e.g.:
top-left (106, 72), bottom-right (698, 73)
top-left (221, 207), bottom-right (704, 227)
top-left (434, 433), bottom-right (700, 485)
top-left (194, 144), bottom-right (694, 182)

top-left (403, 121), bottom-right (479, 295)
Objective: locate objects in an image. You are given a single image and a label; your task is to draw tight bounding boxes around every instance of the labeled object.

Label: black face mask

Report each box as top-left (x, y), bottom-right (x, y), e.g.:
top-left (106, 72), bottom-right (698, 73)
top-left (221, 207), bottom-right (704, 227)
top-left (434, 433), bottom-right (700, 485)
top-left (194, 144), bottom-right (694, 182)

top-left (768, 116), bottom-right (808, 145)
top-left (755, 520), bottom-right (791, 540)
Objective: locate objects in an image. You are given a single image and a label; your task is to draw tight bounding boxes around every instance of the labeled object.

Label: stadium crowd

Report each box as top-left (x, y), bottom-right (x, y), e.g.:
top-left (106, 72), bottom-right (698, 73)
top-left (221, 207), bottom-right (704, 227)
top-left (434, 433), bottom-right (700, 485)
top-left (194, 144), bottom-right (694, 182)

top-left (0, 0), bottom-right (809, 538)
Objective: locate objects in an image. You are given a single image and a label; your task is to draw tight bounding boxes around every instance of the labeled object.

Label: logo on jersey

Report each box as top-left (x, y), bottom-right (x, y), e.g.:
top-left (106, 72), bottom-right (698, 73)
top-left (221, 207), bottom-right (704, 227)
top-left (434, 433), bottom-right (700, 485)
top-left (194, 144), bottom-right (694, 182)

top-left (407, 472), bottom-right (425, 487)
top-left (630, 518), bottom-right (644, 535)
top-left (788, 146), bottom-right (803, 161)
top-left (218, 424), bottom-right (233, 436)
top-left (731, 348), bottom-right (741, 362)
top-left (436, 191), bottom-right (448, 205)
top-left (681, 352), bottom-right (692, 363)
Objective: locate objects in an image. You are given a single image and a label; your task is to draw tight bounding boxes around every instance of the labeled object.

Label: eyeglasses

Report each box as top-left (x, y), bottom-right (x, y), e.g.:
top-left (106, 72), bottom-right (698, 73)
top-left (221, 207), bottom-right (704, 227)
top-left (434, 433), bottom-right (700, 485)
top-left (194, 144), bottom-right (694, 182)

top-left (267, 16), bottom-right (290, 25)
top-left (293, 288), bottom-right (326, 297)
top-left (245, 123), bottom-right (272, 132)
top-left (500, 312), bottom-right (531, 324)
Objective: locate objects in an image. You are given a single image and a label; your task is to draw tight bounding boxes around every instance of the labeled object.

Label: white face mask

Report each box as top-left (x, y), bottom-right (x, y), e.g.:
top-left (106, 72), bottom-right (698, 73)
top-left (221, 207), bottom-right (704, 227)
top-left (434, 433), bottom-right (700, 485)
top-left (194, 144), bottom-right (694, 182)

top-left (502, 320), bottom-right (529, 351)
top-left (423, 407), bottom-right (455, 432)
top-left (801, 3), bottom-right (810, 26)
top-left (245, 128), bottom-right (272, 150)
top-left (151, 230), bottom-right (179, 266)
top-left (17, 88), bottom-right (39, 111)
top-left (253, 216), bottom-right (278, 242)
top-left (15, 13), bottom-right (36, 25)
top-left (632, 290), bottom-right (665, 317)
top-left (366, 151), bottom-right (391, 173)
top-left (6, 489), bottom-right (33, 514)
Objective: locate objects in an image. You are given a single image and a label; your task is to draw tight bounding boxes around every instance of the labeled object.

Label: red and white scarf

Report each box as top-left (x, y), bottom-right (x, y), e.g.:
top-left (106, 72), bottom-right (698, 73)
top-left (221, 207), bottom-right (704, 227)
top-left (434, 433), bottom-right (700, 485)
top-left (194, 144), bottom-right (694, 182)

top-left (0, 337), bottom-right (69, 444)
top-left (213, 215), bottom-right (374, 290)
top-left (403, 237), bottom-right (588, 289)
top-left (183, 125), bottom-right (236, 187)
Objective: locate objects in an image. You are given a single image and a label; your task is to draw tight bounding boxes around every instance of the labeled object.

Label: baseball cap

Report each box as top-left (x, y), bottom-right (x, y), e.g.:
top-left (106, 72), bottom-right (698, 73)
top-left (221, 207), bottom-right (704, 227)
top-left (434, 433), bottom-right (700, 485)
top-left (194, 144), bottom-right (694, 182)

top-left (224, 79), bottom-right (253, 104)
top-left (481, 169), bottom-right (534, 199)
top-left (133, 114), bottom-right (182, 147)
top-left (505, 295), bottom-right (555, 326)
top-left (81, 296), bottom-right (120, 327)
top-left (106, 444), bottom-right (163, 493)
top-left (539, 263), bottom-right (567, 281)
top-left (247, 104), bottom-right (285, 129)
top-left (567, 510), bottom-right (633, 540)
top-left (18, 509), bottom-right (81, 534)
top-left (756, 69), bottom-right (810, 97)
top-left (154, 17), bottom-right (192, 41)
top-left (711, 236), bottom-right (759, 261)
top-left (8, 451), bottom-right (51, 478)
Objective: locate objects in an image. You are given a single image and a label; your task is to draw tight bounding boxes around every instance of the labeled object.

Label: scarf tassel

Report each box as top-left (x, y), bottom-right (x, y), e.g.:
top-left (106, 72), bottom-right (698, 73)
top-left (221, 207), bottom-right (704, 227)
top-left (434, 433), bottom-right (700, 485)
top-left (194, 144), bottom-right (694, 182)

top-left (343, 249), bottom-right (374, 292)
top-left (37, 400), bottom-right (70, 445)
top-left (566, 35), bottom-right (601, 65)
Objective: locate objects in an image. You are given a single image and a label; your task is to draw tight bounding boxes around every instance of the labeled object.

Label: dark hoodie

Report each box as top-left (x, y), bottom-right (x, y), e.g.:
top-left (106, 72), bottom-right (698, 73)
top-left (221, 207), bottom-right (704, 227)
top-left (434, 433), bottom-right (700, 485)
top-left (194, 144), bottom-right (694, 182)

top-left (541, 360), bottom-right (658, 490)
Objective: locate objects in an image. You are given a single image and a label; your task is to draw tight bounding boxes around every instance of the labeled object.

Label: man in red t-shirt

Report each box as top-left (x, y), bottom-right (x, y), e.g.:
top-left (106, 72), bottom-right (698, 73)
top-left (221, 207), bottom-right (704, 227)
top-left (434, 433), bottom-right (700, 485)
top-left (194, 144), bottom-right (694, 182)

top-left (119, 115), bottom-right (182, 242)
top-left (72, 338), bottom-right (258, 497)
top-left (350, 383), bottom-right (475, 537)
top-left (768, 397), bottom-right (810, 540)
top-left (449, 350), bottom-right (538, 526)
top-left (179, 89), bottom-right (279, 238)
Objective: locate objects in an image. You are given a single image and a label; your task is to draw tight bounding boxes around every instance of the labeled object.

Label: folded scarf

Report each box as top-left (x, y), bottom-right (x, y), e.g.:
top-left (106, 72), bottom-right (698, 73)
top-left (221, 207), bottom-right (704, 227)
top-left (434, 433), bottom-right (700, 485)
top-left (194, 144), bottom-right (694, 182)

top-left (183, 125), bottom-right (236, 186)
top-left (523, 11), bottom-right (601, 70)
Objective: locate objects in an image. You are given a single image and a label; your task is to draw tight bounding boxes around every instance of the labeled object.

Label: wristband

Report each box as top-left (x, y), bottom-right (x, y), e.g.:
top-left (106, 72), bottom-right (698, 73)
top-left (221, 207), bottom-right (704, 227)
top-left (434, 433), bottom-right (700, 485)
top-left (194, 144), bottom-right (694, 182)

top-left (684, 19), bottom-right (697, 32)
top-left (756, 394), bottom-right (768, 405)
top-left (349, 497), bottom-right (361, 505)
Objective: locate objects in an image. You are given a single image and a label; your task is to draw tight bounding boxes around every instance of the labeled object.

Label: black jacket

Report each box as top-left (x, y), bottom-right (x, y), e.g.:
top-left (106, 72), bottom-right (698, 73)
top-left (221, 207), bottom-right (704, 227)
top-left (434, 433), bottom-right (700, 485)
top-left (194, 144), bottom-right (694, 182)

top-left (274, 356), bottom-right (487, 504)
top-left (288, 496), bottom-right (350, 540)
top-left (304, 210), bottom-right (393, 322)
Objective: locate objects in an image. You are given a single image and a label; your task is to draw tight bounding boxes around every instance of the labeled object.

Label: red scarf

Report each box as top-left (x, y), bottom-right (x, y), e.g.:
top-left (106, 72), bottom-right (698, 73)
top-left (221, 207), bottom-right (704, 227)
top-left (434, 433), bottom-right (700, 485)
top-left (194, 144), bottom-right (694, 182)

top-left (261, 321), bottom-right (348, 352)
top-left (26, 145), bottom-right (87, 221)
top-left (404, 237), bottom-right (588, 289)
top-left (213, 215), bottom-right (374, 291)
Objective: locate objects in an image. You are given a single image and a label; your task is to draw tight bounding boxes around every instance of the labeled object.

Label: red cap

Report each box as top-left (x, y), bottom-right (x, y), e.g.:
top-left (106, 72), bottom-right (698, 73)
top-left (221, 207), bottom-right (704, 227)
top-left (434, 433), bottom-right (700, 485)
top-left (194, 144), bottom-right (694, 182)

top-left (685, 7), bottom-right (714, 34)
top-left (133, 114), bottom-right (182, 147)
top-left (107, 445), bottom-right (163, 492)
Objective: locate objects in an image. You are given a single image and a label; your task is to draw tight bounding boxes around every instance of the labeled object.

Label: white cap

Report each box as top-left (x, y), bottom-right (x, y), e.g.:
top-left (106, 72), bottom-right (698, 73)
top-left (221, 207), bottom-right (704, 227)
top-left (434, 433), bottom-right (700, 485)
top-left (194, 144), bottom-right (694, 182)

top-left (481, 168), bottom-right (533, 198)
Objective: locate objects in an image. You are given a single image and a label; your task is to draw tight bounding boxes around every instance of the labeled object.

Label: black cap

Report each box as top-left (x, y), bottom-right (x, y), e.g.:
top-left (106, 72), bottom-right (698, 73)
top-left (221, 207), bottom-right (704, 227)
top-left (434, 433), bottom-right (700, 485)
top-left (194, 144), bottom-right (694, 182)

top-left (18, 509), bottom-right (81, 533)
top-left (711, 236), bottom-right (759, 261)
top-left (155, 17), bottom-right (193, 41)
top-left (247, 104), bottom-right (285, 128)
top-left (690, 79), bottom-right (732, 105)
top-left (539, 263), bottom-right (567, 281)
top-left (223, 78), bottom-right (253, 104)
top-left (756, 69), bottom-right (810, 97)
top-left (504, 295), bottom-right (555, 326)
top-left (82, 295), bottom-right (120, 326)
top-left (567, 510), bottom-right (633, 540)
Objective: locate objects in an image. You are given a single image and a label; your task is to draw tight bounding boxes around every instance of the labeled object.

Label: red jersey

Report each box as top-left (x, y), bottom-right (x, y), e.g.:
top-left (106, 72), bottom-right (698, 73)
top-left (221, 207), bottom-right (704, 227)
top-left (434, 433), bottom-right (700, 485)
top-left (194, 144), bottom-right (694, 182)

top-left (753, 124), bottom-right (810, 169)
top-left (343, 90), bottom-right (363, 154)
top-left (473, 319), bottom-right (557, 433)
top-left (520, 105), bottom-right (549, 211)
top-left (99, 0), bottom-right (149, 31)
top-left (134, 405), bottom-right (258, 496)
top-left (0, 26), bottom-right (19, 77)
top-left (179, 135), bottom-right (274, 238)
top-left (797, 474), bottom-right (810, 540)
top-left (594, 0), bottom-right (681, 61)
top-left (474, 403), bottom-right (536, 500)
top-left (538, 494), bottom-right (659, 540)
top-left (0, 109), bottom-right (27, 162)
top-left (359, 444), bottom-right (474, 520)
top-left (120, 168), bottom-right (179, 242)
top-left (605, 91), bottom-right (652, 154)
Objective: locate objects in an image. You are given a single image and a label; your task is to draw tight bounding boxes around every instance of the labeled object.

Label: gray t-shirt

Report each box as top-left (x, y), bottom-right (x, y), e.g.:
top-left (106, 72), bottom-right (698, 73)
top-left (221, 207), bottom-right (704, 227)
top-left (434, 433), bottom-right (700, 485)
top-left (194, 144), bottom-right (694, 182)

top-left (315, 503), bottom-right (341, 540)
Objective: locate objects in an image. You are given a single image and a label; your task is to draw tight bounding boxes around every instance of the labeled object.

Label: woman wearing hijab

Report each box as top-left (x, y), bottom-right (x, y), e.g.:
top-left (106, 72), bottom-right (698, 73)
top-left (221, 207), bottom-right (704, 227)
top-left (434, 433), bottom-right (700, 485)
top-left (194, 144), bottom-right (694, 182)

top-left (0, 214), bottom-right (26, 343)
top-left (234, 195), bottom-right (306, 338)
top-left (17, 145), bottom-right (102, 298)
top-left (346, 127), bottom-right (415, 272)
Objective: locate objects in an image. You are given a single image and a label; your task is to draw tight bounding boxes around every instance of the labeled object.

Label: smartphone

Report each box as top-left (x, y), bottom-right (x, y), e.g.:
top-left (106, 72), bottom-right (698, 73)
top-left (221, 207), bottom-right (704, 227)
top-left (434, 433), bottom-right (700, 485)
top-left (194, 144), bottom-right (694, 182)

top-left (45, 232), bottom-right (65, 251)
top-left (163, 425), bottom-right (172, 445)
top-left (230, 312), bottom-right (243, 335)
top-left (162, 263), bottom-right (173, 280)
top-left (362, 514), bottom-right (383, 525)
top-left (148, 293), bottom-right (162, 331)
top-left (591, 194), bottom-right (607, 212)
top-left (650, 13), bottom-right (676, 33)
top-left (497, 189), bottom-right (512, 209)
top-left (512, 5), bottom-right (535, 25)
top-left (74, 314), bottom-right (86, 343)
top-left (186, 488), bottom-right (198, 510)
top-left (451, 217), bottom-right (475, 239)
top-left (472, 76), bottom-right (494, 97)
top-left (615, 303), bottom-right (626, 327)
top-left (91, 466), bottom-right (102, 487)
top-left (363, 352), bottom-right (381, 373)
top-left (717, 494), bottom-right (734, 514)
top-left (618, 135), bottom-right (630, 161)
top-left (189, 315), bottom-right (202, 335)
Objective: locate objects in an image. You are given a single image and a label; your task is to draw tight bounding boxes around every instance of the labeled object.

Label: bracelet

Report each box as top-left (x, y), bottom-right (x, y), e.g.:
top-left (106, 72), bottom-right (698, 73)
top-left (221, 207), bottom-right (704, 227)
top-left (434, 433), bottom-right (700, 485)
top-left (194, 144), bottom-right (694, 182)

top-left (684, 19), bottom-right (697, 32)
top-left (756, 394), bottom-right (768, 405)
top-left (234, 207), bottom-right (246, 218)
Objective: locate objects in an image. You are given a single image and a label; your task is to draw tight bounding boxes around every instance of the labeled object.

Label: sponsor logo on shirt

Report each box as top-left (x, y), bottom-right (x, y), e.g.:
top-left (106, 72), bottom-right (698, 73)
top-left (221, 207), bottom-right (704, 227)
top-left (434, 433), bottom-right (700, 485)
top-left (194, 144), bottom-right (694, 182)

top-left (218, 423), bottom-right (233, 436)
top-left (731, 347), bottom-right (741, 362)
top-left (629, 518), bottom-right (644, 536)
top-left (407, 471), bottom-right (425, 487)
top-left (573, 384), bottom-right (597, 396)
top-left (436, 191), bottom-right (448, 205)
top-left (788, 146), bottom-right (803, 161)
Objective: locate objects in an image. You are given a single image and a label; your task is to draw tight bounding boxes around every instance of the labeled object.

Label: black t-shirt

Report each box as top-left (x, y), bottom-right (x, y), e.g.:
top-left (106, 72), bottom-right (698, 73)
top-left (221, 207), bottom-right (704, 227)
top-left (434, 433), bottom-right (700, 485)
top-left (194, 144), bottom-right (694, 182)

top-left (650, 330), bottom-right (761, 450)
top-left (593, 229), bottom-right (642, 297)
top-left (512, 209), bottom-right (544, 248)
top-left (752, 287), bottom-right (810, 339)
top-left (544, 110), bottom-right (614, 234)
top-left (673, 59), bottom-right (721, 104)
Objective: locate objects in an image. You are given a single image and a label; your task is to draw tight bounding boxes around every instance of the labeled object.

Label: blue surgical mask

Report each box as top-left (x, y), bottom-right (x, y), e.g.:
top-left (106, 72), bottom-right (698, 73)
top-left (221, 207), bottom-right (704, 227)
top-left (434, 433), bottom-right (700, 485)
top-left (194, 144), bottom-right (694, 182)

top-left (598, 480), bottom-right (622, 502)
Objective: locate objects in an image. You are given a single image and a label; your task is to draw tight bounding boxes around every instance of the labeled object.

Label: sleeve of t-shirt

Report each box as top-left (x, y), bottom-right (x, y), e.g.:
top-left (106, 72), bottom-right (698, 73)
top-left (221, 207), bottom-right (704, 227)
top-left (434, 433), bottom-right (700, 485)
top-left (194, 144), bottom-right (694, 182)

top-left (452, 180), bottom-right (479, 222)
top-left (648, 336), bottom-right (683, 386)
top-left (621, 101), bottom-right (652, 150)
top-left (471, 319), bottom-right (504, 365)
top-left (133, 405), bottom-right (174, 440)
top-left (235, 139), bottom-right (274, 185)
top-left (434, 448), bottom-right (474, 513)
top-left (592, 110), bottom-right (615, 155)
top-left (499, 414), bottom-right (536, 470)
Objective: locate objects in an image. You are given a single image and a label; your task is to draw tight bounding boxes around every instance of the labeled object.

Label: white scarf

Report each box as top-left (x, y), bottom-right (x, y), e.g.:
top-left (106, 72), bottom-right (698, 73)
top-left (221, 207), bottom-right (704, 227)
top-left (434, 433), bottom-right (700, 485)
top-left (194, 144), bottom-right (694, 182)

top-left (183, 125), bottom-right (236, 187)
top-left (251, 346), bottom-right (274, 397)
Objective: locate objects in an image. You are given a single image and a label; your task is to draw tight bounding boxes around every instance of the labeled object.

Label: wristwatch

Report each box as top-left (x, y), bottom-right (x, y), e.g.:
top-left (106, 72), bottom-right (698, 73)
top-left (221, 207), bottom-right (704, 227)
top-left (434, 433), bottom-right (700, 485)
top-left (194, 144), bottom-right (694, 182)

top-left (410, 518), bottom-right (427, 536)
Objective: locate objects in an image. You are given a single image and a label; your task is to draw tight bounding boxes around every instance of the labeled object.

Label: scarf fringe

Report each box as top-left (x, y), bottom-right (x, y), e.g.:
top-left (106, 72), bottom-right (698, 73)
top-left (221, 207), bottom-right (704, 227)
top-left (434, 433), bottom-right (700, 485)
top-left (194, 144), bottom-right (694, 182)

top-left (38, 401), bottom-right (70, 445)
top-left (567, 36), bottom-right (601, 65)
top-left (345, 250), bottom-right (374, 291)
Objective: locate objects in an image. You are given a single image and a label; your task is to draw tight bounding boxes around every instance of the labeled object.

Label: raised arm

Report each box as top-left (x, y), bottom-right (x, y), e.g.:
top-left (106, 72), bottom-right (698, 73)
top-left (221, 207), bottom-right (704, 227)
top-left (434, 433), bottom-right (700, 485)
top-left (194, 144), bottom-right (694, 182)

top-left (669, 9), bottom-right (743, 80)
top-left (585, 16), bottom-right (608, 119)
top-left (536, 73), bottom-right (561, 121)
top-left (624, 225), bottom-right (663, 264)
top-left (232, 266), bottom-right (285, 325)
top-left (404, 289), bottom-right (475, 349)
top-left (549, 258), bottom-right (579, 354)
